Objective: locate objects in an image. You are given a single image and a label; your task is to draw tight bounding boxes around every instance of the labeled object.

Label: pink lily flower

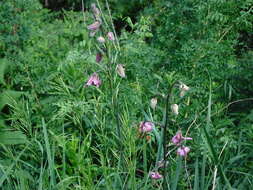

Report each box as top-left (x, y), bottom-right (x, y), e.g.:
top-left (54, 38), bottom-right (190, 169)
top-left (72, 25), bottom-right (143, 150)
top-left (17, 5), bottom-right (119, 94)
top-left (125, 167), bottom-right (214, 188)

top-left (86, 73), bottom-right (101, 87)
top-left (87, 21), bottom-right (101, 31)
top-left (171, 131), bottom-right (192, 146)
top-left (139, 121), bottom-right (154, 133)
top-left (177, 146), bottom-right (190, 157)
top-left (149, 172), bottom-right (163, 179)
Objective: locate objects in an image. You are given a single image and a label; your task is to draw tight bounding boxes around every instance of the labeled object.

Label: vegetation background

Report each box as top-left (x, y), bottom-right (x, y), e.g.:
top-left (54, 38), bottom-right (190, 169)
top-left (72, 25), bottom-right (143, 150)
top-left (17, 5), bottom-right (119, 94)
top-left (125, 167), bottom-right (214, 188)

top-left (0, 0), bottom-right (252, 189)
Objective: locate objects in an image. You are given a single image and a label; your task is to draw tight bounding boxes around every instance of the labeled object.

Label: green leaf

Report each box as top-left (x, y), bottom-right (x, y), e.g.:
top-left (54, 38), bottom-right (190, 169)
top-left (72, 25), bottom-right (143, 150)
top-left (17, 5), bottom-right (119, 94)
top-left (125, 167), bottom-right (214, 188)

top-left (171, 156), bottom-right (183, 190)
top-left (194, 158), bottom-right (199, 190)
top-left (0, 130), bottom-right (27, 145)
top-left (0, 59), bottom-right (7, 85)
top-left (0, 90), bottom-right (23, 111)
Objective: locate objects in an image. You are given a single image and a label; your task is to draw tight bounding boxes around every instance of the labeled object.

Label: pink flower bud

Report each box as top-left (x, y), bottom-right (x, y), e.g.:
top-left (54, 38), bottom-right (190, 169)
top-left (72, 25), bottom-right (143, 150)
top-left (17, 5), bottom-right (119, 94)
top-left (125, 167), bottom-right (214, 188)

top-left (107, 32), bottom-right (115, 41)
top-left (96, 53), bottom-right (103, 63)
top-left (139, 121), bottom-right (154, 133)
top-left (116, 64), bottom-right (126, 78)
top-left (149, 172), bottom-right (163, 179)
top-left (85, 73), bottom-right (101, 87)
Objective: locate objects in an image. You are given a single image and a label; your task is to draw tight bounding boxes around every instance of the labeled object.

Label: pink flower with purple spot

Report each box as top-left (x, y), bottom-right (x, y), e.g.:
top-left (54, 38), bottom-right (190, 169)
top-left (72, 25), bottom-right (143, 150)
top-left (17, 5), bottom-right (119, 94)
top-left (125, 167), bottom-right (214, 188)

top-left (86, 73), bottom-right (101, 87)
top-left (149, 172), bottom-right (163, 179)
top-left (139, 121), bottom-right (154, 133)
top-left (177, 146), bottom-right (190, 157)
top-left (171, 131), bottom-right (192, 146)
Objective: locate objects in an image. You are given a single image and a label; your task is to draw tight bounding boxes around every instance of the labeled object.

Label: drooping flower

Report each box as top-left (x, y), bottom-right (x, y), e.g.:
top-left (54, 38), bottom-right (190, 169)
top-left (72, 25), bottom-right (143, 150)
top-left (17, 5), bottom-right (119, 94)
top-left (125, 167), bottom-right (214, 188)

top-left (150, 98), bottom-right (157, 109)
top-left (177, 146), bottom-right (190, 157)
top-left (97, 36), bottom-right (105, 43)
top-left (116, 64), bottom-right (126, 78)
top-left (91, 3), bottom-right (100, 21)
top-left (179, 83), bottom-right (190, 97)
top-left (87, 21), bottom-right (101, 31)
top-left (86, 73), bottom-right (101, 87)
top-left (149, 172), bottom-right (163, 179)
top-left (179, 83), bottom-right (190, 91)
top-left (139, 121), bottom-right (154, 133)
top-left (171, 104), bottom-right (179, 115)
top-left (107, 32), bottom-right (115, 41)
top-left (171, 131), bottom-right (192, 146)
top-left (96, 53), bottom-right (103, 63)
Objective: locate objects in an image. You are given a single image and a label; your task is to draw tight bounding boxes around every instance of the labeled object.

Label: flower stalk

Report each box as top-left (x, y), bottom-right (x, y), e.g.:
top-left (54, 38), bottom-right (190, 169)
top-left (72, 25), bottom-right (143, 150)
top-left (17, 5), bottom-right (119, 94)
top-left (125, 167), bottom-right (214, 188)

top-left (162, 81), bottom-right (178, 189)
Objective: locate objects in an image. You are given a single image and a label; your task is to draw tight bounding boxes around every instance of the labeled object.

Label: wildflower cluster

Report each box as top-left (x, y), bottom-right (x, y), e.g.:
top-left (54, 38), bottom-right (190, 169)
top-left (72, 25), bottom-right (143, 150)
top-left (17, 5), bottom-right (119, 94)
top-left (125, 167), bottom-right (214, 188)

top-left (139, 82), bottom-right (192, 180)
top-left (85, 3), bottom-right (192, 183)
top-left (85, 3), bottom-right (125, 88)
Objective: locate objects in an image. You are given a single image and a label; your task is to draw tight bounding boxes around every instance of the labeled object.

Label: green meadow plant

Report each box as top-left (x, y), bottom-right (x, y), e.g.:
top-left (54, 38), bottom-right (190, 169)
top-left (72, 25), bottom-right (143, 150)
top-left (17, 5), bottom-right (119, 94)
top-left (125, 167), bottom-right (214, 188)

top-left (0, 0), bottom-right (253, 189)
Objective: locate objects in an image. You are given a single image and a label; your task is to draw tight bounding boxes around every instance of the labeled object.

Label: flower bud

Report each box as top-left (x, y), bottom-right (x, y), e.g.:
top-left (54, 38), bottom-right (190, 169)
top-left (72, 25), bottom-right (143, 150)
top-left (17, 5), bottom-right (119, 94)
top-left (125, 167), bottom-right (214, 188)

top-left (116, 64), bottom-right (126, 78)
top-left (179, 83), bottom-right (190, 97)
top-left (91, 3), bottom-right (100, 19)
top-left (171, 104), bottom-right (179, 115)
top-left (97, 36), bottom-right (105, 43)
top-left (107, 32), bottom-right (115, 41)
top-left (146, 135), bottom-right (151, 141)
top-left (150, 98), bottom-right (157, 109)
top-left (96, 53), bottom-right (102, 63)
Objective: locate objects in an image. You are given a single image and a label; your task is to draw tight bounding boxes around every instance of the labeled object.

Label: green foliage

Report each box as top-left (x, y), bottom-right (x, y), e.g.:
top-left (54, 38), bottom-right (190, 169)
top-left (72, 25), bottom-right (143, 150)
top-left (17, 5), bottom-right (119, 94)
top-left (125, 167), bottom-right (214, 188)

top-left (0, 0), bottom-right (252, 189)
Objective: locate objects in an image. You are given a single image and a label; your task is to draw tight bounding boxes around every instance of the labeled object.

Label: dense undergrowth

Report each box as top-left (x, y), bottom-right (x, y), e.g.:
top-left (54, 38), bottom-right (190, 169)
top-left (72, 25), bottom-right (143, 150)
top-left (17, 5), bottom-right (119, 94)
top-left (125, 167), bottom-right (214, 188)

top-left (0, 0), bottom-right (253, 189)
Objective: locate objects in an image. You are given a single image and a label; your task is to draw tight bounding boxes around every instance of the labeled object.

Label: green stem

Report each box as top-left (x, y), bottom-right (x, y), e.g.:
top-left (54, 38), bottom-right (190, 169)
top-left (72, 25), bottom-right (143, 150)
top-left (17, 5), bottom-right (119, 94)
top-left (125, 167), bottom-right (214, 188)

top-left (143, 139), bottom-right (147, 177)
top-left (163, 81), bottom-right (178, 189)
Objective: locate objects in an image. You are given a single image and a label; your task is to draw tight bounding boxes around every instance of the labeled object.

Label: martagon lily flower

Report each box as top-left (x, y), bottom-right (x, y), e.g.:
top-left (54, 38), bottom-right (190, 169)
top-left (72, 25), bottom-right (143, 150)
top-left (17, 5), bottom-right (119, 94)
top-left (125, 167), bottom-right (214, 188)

top-left (171, 131), bottom-right (192, 146)
top-left (149, 171), bottom-right (163, 179)
top-left (177, 146), bottom-right (190, 157)
top-left (85, 73), bottom-right (101, 87)
top-left (139, 121), bottom-right (154, 133)
top-left (87, 21), bottom-right (101, 31)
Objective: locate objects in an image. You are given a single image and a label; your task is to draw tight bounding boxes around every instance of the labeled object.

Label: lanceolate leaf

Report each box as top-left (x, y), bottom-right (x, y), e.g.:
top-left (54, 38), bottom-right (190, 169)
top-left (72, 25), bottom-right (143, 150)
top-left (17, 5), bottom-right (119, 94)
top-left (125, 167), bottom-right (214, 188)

top-left (0, 90), bottom-right (23, 111)
top-left (0, 130), bottom-right (27, 145)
